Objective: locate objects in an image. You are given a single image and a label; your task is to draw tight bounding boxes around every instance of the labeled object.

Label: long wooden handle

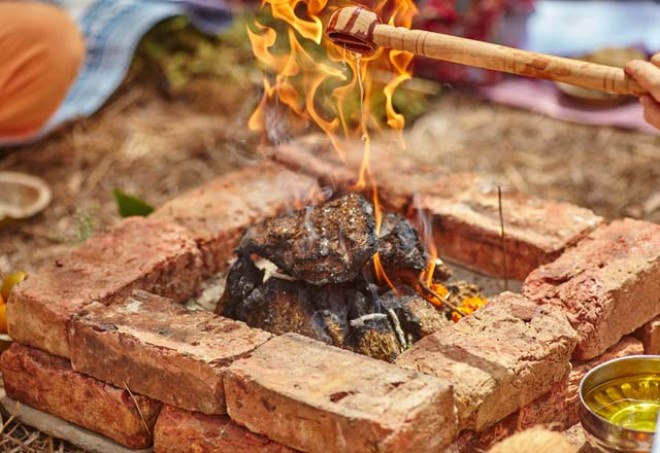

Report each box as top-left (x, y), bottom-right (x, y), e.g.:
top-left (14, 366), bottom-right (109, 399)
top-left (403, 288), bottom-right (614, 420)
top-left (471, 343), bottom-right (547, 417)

top-left (373, 24), bottom-right (645, 96)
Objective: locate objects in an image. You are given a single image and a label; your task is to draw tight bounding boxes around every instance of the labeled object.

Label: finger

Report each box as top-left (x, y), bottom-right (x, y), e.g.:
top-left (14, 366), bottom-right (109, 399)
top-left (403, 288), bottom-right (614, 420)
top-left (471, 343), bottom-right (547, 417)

top-left (625, 60), bottom-right (660, 102)
top-left (652, 53), bottom-right (660, 68)
top-left (641, 97), bottom-right (660, 130)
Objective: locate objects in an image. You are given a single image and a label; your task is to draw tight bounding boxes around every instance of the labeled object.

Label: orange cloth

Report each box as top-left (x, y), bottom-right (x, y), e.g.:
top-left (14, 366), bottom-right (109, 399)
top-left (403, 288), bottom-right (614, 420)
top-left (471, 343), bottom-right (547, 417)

top-left (0, 2), bottom-right (85, 139)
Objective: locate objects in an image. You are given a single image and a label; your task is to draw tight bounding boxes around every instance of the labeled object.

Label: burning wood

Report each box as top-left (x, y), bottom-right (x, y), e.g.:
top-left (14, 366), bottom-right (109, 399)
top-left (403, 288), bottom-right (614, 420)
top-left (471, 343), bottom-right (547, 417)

top-left (221, 193), bottom-right (487, 361)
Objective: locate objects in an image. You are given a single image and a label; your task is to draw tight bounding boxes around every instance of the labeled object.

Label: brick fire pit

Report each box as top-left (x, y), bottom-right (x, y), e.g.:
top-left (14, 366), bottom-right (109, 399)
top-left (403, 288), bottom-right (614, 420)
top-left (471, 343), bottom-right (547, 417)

top-left (2, 140), bottom-right (659, 452)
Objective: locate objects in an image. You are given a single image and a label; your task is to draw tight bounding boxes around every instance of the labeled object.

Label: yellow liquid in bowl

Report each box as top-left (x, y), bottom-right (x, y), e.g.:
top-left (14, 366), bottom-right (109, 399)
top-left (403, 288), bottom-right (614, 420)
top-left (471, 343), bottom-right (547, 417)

top-left (584, 373), bottom-right (660, 433)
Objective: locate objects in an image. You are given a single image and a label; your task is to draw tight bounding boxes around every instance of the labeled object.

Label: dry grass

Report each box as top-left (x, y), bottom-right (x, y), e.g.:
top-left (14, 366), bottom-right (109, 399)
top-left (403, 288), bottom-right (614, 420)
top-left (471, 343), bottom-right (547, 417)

top-left (0, 401), bottom-right (85, 453)
top-left (405, 92), bottom-right (660, 223)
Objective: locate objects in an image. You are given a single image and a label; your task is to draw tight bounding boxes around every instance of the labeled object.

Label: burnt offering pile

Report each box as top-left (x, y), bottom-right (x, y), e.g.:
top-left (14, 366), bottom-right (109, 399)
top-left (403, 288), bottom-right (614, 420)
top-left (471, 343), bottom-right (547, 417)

top-left (218, 193), bottom-right (483, 361)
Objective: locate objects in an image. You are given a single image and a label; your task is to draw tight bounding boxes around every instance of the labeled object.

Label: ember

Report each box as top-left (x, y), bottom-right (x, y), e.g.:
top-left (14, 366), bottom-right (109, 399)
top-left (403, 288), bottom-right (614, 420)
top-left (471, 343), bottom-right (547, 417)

top-left (220, 193), bottom-right (487, 361)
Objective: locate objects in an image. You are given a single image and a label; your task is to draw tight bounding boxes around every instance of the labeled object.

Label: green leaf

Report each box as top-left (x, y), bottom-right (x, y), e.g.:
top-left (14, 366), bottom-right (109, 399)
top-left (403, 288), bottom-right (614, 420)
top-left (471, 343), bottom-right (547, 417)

top-left (113, 190), bottom-right (155, 218)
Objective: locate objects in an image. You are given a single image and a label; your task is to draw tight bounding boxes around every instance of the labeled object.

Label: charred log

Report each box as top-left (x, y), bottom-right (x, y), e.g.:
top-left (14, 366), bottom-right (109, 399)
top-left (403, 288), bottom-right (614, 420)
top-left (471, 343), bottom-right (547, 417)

top-left (237, 194), bottom-right (378, 285)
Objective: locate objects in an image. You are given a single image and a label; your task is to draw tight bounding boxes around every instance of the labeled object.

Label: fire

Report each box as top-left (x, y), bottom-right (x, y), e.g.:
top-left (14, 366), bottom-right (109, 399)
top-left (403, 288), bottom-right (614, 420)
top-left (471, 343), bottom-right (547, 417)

top-left (248, 0), bottom-right (415, 287)
top-left (421, 225), bottom-right (488, 322)
top-left (247, 0), bottom-right (486, 319)
top-left (248, 0), bottom-right (416, 150)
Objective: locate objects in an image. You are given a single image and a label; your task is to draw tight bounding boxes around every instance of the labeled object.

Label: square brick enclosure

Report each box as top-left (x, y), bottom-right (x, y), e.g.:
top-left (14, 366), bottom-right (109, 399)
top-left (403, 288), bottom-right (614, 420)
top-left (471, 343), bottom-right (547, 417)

top-left (2, 145), bottom-right (659, 452)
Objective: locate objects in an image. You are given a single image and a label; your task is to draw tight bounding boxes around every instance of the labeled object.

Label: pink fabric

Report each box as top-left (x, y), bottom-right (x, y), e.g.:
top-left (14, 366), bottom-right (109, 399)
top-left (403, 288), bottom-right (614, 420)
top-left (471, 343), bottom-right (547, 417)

top-left (479, 79), bottom-right (658, 134)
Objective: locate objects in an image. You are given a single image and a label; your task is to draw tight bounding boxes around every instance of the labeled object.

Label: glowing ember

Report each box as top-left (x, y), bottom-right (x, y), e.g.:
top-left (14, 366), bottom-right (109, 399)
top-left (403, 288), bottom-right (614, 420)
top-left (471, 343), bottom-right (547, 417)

top-left (451, 295), bottom-right (489, 322)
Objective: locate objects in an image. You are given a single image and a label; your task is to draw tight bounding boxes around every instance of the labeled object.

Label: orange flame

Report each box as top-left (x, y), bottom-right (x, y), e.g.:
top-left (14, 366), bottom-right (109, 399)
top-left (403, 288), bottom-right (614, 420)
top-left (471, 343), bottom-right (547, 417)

top-left (249, 0), bottom-right (488, 319)
top-left (248, 0), bottom-right (416, 290)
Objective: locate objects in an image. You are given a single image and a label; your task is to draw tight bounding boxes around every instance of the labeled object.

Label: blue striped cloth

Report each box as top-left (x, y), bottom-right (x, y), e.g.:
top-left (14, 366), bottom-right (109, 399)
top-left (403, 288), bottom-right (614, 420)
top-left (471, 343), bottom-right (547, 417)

top-left (6, 0), bottom-right (232, 145)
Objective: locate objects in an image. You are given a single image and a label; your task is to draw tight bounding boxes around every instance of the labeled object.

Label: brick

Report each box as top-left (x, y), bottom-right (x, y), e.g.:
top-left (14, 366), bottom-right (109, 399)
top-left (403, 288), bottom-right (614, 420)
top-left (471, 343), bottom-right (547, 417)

top-left (414, 173), bottom-right (603, 280)
top-left (0, 343), bottom-right (160, 449)
top-left (225, 333), bottom-right (457, 453)
top-left (7, 217), bottom-right (203, 358)
top-left (530, 336), bottom-right (644, 429)
top-left (635, 315), bottom-right (660, 354)
top-left (395, 292), bottom-right (577, 432)
top-left (272, 138), bottom-right (450, 212)
top-left (151, 161), bottom-right (320, 275)
top-left (153, 405), bottom-right (295, 453)
top-left (69, 290), bottom-right (272, 415)
top-left (524, 218), bottom-right (660, 360)
top-left (272, 139), bottom-right (356, 189)
top-left (455, 336), bottom-right (644, 452)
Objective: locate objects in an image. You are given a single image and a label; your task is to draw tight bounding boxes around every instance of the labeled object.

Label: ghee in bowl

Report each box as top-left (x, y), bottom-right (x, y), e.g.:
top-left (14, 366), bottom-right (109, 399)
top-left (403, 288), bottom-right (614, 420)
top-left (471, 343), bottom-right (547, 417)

top-left (583, 373), bottom-right (659, 433)
top-left (579, 355), bottom-right (660, 452)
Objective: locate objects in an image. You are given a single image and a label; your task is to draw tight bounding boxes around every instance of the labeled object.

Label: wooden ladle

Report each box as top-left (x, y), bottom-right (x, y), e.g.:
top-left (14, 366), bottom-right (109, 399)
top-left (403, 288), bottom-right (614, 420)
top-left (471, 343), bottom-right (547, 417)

top-left (326, 6), bottom-right (645, 95)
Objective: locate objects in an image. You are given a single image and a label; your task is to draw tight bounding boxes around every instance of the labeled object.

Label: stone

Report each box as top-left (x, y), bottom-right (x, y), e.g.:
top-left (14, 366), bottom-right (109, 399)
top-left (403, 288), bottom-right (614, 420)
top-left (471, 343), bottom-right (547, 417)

top-left (153, 405), bottom-right (295, 453)
top-left (225, 333), bottom-right (457, 453)
top-left (151, 161), bottom-right (321, 275)
top-left (524, 218), bottom-right (660, 360)
top-left (69, 290), bottom-right (272, 415)
top-left (415, 173), bottom-right (604, 280)
top-left (0, 343), bottom-right (161, 449)
top-left (7, 217), bottom-right (203, 358)
top-left (395, 292), bottom-right (578, 432)
top-left (635, 315), bottom-right (660, 354)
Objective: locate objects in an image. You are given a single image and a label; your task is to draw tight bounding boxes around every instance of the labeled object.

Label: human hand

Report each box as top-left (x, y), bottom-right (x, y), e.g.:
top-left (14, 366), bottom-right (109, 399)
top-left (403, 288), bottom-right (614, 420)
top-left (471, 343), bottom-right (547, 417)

top-left (625, 54), bottom-right (660, 129)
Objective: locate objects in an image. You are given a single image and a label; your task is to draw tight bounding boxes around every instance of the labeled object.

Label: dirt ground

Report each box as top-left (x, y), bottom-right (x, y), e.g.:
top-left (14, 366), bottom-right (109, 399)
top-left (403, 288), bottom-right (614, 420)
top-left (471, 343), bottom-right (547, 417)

top-left (0, 17), bottom-right (659, 452)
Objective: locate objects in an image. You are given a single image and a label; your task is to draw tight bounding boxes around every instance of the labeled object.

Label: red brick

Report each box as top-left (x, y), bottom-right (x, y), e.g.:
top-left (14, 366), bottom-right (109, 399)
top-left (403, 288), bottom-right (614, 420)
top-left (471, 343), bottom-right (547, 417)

top-left (1, 343), bottom-right (161, 449)
top-left (449, 336), bottom-right (643, 452)
top-left (153, 405), bottom-right (295, 453)
top-left (7, 217), bottom-right (203, 358)
top-left (151, 161), bottom-right (321, 275)
top-left (272, 138), bottom-right (450, 212)
top-left (272, 139), bottom-right (356, 189)
top-left (69, 290), bottom-right (272, 415)
top-left (395, 292), bottom-right (577, 432)
top-left (414, 173), bottom-right (603, 280)
top-left (535, 336), bottom-right (644, 429)
top-left (225, 333), bottom-right (457, 453)
top-left (635, 315), bottom-right (660, 354)
top-left (524, 218), bottom-right (660, 360)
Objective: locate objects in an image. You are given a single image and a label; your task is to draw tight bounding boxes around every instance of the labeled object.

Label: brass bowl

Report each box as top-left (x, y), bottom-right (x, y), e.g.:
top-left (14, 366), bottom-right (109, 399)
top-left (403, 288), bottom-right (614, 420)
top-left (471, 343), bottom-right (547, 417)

top-left (579, 355), bottom-right (660, 452)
